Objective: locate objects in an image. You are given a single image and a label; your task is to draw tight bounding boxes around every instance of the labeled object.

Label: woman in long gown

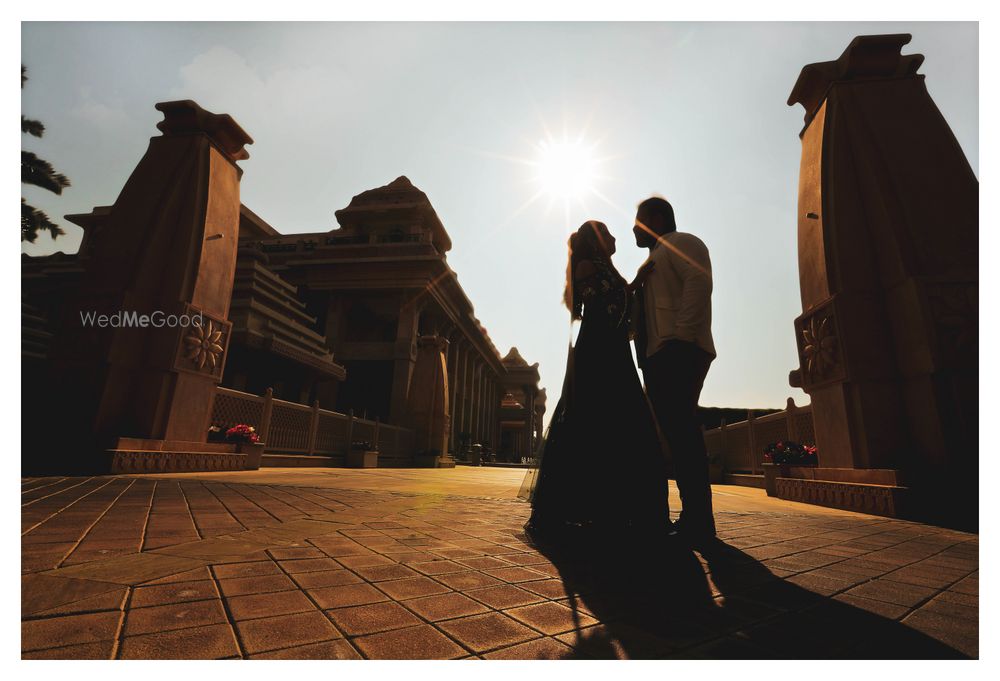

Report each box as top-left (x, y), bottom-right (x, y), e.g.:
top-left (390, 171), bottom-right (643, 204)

top-left (521, 220), bottom-right (672, 538)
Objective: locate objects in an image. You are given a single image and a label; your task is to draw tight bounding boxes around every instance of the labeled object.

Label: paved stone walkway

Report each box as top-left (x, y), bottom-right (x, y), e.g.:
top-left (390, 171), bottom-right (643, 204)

top-left (21, 468), bottom-right (978, 659)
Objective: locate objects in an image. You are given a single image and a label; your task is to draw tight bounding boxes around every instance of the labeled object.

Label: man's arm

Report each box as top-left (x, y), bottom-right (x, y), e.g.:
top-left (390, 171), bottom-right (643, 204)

top-left (668, 234), bottom-right (712, 342)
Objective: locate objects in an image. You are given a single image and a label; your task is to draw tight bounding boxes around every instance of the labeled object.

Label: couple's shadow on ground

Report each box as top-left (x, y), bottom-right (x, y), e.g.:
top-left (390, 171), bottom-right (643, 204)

top-left (521, 528), bottom-right (966, 659)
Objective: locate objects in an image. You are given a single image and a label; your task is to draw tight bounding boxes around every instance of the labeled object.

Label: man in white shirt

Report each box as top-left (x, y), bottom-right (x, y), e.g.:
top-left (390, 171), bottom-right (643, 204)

top-left (633, 197), bottom-right (717, 541)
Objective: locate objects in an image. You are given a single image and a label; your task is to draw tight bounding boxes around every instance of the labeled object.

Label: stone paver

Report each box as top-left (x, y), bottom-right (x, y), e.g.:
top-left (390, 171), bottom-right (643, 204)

top-left (20, 467), bottom-right (979, 659)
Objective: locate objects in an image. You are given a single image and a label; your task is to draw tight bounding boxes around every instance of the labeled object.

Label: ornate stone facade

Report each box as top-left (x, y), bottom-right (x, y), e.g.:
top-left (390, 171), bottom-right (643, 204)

top-left (242, 176), bottom-right (544, 462)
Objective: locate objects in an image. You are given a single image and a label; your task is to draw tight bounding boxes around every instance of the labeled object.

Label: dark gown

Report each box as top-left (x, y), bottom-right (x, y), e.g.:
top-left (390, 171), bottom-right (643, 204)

top-left (521, 258), bottom-right (672, 534)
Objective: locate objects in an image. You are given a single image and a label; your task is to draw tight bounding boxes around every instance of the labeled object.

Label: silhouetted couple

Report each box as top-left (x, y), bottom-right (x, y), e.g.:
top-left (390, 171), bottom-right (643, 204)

top-left (521, 197), bottom-right (717, 544)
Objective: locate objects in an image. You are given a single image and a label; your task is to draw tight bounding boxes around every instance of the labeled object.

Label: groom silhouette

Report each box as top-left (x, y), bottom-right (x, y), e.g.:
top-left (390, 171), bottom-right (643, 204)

top-left (633, 197), bottom-right (717, 541)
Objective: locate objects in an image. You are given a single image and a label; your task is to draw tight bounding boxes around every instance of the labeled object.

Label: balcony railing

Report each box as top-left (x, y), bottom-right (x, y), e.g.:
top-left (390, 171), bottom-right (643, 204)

top-left (210, 386), bottom-right (415, 464)
top-left (702, 398), bottom-right (815, 475)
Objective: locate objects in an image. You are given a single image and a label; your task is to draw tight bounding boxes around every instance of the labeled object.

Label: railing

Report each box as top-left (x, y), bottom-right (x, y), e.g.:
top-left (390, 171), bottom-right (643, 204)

top-left (703, 398), bottom-right (815, 475)
top-left (211, 386), bottom-right (415, 462)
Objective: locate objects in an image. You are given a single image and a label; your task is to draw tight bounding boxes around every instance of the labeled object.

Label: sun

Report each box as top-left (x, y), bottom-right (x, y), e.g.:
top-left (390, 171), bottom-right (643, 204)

top-left (531, 135), bottom-right (601, 202)
top-left (467, 124), bottom-right (622, 230)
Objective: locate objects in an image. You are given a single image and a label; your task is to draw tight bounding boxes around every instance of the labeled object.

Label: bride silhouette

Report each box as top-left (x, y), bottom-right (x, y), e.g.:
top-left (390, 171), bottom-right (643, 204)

top-left (521, 220), bottom-right (672, 538)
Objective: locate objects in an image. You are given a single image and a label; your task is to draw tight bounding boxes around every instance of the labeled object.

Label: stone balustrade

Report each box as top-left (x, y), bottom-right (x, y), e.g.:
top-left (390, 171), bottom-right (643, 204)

top-left (211, 386), bottom-right (415, 464)
top-left (703, 398), bottom-right (815, 476)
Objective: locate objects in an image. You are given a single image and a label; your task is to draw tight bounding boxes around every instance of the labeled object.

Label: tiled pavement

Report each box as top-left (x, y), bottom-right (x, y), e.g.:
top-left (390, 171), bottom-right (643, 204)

top-left (21, 468), bottom-right (978, 659)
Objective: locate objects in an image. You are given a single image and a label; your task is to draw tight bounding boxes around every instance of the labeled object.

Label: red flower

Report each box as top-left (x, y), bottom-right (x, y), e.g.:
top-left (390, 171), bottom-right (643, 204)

top-left (225, 424), bottom-right (260, 444)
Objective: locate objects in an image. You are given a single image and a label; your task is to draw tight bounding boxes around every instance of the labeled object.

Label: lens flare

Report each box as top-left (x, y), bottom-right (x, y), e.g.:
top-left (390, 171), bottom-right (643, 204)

top-left (532, 136), bottom-right (600, 202)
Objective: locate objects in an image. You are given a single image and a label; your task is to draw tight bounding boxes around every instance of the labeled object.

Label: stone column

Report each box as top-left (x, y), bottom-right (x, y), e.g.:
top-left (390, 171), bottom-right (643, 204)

top-left (42, 100), bottom-right (252, 474)
top-left (523, 387), bottom-right (535, 458)
top-left (389, 300), bottom-right (420, 424)
top-left (491, 381), bottom-right (499, 449)
top-left (407, 335), bottom-right (453, 467)
top-left (482, 377), bottom-right (490, 448)
top-left (455, 339), bottom-right (469, 452)
top-left (787, 34), bottom-right (978, 527)
top-left (495, 382), bottom-right (500, 447)
top-left (479, 371), bottom-right (489, 445)
top-left (445, 331), bottom-right (458, 453)
top-left (466, 352), bottom-right (475, 448)
top-left (476, 365), bottom-right (486, 442)
top-left (472, 362), bottom-right (483, 444)
top-left (462, 352), bottom-right (473, 447)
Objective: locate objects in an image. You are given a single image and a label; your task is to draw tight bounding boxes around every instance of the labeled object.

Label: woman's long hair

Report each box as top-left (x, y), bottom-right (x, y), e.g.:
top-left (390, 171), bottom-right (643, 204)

top-left (562, 220), bottom-right (624, 320)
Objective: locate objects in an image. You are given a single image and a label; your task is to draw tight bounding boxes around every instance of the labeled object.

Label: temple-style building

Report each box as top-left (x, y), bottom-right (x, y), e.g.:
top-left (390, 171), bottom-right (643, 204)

top-left (498, 348), bottom-right (546, 461)
top-left (226, 176), bottom-right (545, 461)
top-left (22, 169), bottom-right (545, 467)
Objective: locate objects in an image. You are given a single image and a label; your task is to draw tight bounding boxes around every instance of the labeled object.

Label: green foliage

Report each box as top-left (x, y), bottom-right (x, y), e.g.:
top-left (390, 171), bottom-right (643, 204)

top-left (21, 65), bottom-right (70, 243)
top-left (22, 116), bottom-right (44, 137)
top-left (21, 199), bottom-right (63, 243)
top-left (22, 151), bottom-right (70, 194)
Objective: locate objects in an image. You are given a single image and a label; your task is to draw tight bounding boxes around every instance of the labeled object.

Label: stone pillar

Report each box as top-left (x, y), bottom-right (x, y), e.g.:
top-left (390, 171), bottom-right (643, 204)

top-left (472, 363), bottom-right (483, 444)
top-left (461, 347), bottom-right (473, 448)
top-left (483, 378), bottom-right (491, 448)
top-left (495, 383), bottom-right (500, 447)
top-left (479, 366), bottom-right (490, 441)
top-left (522, 387), bottom-right (535, 461)
top-left (454, 339), bottom-right (468, 452)
top-left (491, 382), bottom-right (499, 449)
top-left (445, 332), bottom-right (458, 453)
top-left (389, 300), bottom-right (420, 424)
top-left (479, 371), bottom-right (489, 445)
top-left (787, 34), bottom-right (978, 527)
top-left (407, 335), bottom-right (454, 467)
top-left (41, 100), bottom-right (252, 474)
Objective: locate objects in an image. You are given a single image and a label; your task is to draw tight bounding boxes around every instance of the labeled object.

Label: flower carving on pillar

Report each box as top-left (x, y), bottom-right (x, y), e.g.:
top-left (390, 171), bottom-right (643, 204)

top-left (184, 319), bottom-right (225, 370)
top-left (802, 315), bottom-right (837, 378)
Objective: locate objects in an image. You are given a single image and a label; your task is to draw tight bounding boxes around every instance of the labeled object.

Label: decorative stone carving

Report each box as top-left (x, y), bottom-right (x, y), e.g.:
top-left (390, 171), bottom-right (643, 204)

top-left (109, 450), bottom-right (246, 474)
top-left (184, 319), bottom-right (225, 370)
top-left (801, 314), bottom-right (837, 378)
top-left (173, 304), bottom-right (232, 381)
top-left (793, 300), bottom-right (845, 390)
top-left (774, 478), bottom-right (904, 518)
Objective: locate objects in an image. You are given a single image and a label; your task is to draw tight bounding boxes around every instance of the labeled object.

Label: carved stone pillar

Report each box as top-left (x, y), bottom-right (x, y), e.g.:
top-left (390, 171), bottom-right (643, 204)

top-left (40, 100), bottom-right (252, 474)
top-left (472, 363), bottom-right (483, 444)
top-left (445, 331), bottom-right (459, 453)
top-left (454, 339), bottom-right (468, 452)
top-left (522, 387), bottom-right (535, 460)
top-left (389, 300), bottom-right (420, 424)
top-left (407, 335), bottom-right (454, 468)
top-left (787, 34), bottom-right (978, 527)
top-left (462, 347), bottom-right (474, 448)
top-left (478, 370), bottom-right (488, 445)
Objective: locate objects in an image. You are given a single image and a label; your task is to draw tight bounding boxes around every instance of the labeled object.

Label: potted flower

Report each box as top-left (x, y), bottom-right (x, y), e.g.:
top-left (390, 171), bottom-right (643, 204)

top-left (348, 440), bottom-right (378, 468)
top-left (762, 441), bottom-right (818, 496)
top-left (226, 424), bottom-right (264, 470)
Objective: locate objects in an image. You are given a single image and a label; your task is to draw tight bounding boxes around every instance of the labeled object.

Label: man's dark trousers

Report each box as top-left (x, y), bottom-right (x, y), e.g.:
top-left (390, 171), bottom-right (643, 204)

top-left (642, 339), bottom-right (715, 533)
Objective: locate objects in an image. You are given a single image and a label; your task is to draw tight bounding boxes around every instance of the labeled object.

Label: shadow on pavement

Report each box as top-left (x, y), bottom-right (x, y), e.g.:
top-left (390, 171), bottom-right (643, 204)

top-left (523, 528), bottom-right (967, 660)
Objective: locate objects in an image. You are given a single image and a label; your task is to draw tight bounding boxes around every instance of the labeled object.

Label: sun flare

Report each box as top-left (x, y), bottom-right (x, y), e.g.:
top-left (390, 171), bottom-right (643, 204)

top-left (532, 136), bottom-right (601, 202)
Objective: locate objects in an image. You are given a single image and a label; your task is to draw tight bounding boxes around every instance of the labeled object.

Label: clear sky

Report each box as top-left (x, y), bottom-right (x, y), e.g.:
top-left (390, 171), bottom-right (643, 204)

top-left (20, 22), bottom-right (978, 420)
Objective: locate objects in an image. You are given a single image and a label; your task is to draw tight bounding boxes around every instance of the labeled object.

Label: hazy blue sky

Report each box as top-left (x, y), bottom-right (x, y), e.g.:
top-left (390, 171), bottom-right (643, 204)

top-left (21, 22), bottom-right (978, 418)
